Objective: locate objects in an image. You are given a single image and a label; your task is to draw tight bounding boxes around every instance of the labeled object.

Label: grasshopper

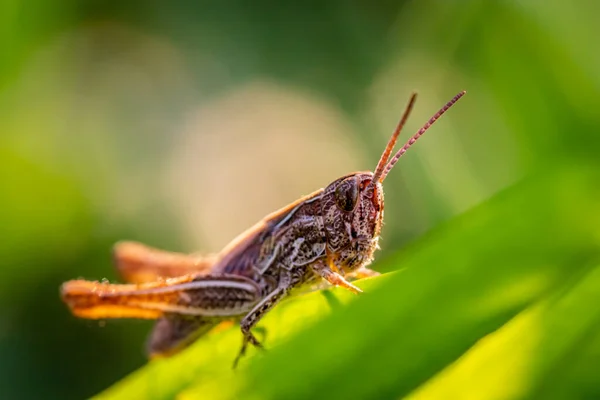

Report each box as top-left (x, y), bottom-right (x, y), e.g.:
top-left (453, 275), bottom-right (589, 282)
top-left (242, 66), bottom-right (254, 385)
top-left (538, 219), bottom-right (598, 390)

top-left (61, 90), bottom-right (466, 366)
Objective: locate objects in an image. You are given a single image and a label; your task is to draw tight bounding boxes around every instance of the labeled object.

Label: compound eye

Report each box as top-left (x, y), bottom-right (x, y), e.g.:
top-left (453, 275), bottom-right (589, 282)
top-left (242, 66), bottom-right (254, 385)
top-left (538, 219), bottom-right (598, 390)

top-left (335, 176), bottom-right (359, 212)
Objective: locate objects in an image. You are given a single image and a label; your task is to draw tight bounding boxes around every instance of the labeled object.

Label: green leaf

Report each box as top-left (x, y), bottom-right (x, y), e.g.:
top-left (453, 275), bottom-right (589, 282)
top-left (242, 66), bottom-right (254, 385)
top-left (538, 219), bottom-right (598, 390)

top-left (408, 264), bottom-right (600, 400)
top-left (96, 164), bottom-right (600, 400)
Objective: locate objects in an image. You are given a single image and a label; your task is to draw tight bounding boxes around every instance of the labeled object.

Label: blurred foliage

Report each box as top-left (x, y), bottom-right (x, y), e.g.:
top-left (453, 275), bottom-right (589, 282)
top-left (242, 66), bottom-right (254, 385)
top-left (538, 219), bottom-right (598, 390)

top-left (1, 0), bottom-right (599, 399)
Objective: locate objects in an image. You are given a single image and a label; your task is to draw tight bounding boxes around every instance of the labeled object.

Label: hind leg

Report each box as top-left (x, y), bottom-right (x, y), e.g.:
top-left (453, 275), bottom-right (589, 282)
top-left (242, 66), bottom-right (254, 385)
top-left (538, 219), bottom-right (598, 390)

top-left (113, 241), bottom-right (217, 284)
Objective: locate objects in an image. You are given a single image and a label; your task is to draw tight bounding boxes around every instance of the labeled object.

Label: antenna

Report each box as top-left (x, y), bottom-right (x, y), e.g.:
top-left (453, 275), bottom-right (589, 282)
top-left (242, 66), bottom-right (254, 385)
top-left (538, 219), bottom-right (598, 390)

top-left (370, 92), bottom-right (417, 186)
top-left (378, 90), bottom-right (466, 182)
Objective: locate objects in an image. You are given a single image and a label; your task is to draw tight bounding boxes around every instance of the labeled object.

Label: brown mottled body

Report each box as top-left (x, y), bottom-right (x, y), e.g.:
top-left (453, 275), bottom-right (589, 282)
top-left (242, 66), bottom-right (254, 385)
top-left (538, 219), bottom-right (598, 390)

top-left (61, 91), bottom-right (466, 365)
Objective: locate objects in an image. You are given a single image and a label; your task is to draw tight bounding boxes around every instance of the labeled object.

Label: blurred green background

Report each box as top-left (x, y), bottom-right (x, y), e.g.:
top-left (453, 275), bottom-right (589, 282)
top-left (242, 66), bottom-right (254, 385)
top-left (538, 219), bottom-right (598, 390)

top-left (1, 1), bottom-right (600, 399)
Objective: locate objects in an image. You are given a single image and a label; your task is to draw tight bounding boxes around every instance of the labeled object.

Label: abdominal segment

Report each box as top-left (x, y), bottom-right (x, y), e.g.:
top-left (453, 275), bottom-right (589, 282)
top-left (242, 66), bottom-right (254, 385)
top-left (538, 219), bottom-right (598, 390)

top-left (60, 274), bottom-right (261, 320)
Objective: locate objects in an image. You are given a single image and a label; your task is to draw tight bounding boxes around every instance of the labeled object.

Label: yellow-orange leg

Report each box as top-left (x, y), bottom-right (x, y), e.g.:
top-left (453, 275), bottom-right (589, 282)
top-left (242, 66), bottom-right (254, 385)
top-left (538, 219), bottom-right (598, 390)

top-left (346, 266), bottom-right (381, 280)
top-left (113, 241), bottom-right (217, 284)
top-left (61, 274), bottom-right (261, 320)
top-left (311, 261), bottom-right (363, 294)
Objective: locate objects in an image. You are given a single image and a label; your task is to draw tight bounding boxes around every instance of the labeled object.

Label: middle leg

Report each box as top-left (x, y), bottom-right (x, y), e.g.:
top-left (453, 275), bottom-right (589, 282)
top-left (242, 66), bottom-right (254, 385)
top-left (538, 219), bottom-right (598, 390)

top-left (234, 285), bottom-right (290, 367)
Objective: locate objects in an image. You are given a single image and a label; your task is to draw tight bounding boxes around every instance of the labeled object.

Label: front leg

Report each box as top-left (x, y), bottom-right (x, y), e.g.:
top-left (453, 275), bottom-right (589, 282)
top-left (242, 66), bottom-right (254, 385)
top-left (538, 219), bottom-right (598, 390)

top-left (346, 266), bottom-right (381, 280)
top-left (311, 260), bottom-right (362, 294)
top-left (234, 284), bottom-right (290, 367)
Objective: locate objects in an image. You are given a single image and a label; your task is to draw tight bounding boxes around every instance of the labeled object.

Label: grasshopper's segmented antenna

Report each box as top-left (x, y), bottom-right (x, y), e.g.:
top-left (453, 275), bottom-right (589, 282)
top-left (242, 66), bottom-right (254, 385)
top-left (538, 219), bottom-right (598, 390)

top-left (379, 90), bottom-right (466, 182)
top-left (370, 92), bottom-right (418, 185)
